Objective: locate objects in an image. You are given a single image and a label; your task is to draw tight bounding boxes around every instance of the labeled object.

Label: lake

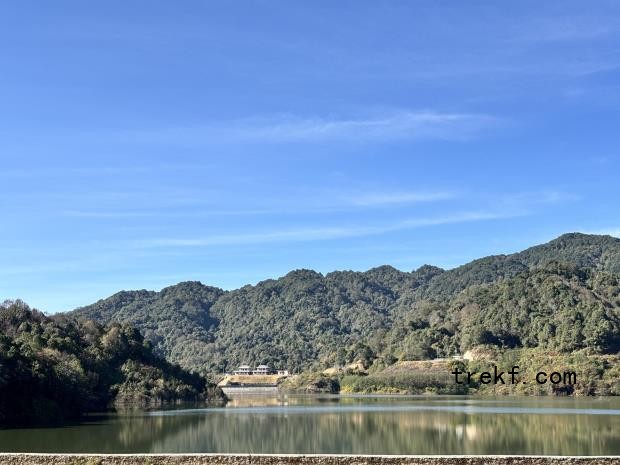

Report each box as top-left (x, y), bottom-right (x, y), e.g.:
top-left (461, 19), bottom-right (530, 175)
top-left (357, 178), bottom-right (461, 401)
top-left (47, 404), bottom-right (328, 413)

top-left (1, 395), bottom-right (619, 455)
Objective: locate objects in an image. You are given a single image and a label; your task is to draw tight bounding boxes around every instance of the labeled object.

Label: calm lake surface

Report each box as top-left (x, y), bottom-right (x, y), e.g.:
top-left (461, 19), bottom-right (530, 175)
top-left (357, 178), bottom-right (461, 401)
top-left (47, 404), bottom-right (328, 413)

top-left (1, 395), bottom-right (619, 455)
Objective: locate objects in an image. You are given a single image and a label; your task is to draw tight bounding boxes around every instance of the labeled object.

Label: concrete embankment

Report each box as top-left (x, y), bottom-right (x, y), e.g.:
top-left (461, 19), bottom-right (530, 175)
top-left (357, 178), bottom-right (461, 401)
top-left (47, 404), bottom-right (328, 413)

top-left (221, 386), bottom-right (279, 395)
top-left (0, 454), bottom-right (617, 465)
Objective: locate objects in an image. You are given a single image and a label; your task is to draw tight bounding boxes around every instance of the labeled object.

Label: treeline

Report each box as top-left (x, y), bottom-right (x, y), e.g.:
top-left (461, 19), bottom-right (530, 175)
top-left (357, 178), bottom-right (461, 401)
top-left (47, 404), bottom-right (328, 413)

top-left (72, 233), bottom-right (620, 375)
top-left (383, 262), bottom-right (620, 362)
top-left (0, 300), bottom-right (224, 426)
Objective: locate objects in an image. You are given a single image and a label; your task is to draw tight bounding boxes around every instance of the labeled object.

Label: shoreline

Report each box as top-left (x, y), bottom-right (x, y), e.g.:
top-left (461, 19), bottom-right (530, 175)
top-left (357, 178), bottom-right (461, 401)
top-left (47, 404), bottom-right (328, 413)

top-left (0, 453), bottom-right (618, 465)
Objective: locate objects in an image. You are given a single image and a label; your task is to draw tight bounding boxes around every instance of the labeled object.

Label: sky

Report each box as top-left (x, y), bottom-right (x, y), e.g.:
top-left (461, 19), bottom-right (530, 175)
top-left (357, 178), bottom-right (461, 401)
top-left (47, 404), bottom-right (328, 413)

top-left (1, 1), bottom-right (620, 313)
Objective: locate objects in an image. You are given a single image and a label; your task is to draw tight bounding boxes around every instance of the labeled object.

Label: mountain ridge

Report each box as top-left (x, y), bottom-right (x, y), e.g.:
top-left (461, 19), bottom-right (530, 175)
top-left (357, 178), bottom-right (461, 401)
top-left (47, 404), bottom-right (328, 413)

top-left (70, 233), bottom-right (620, 373)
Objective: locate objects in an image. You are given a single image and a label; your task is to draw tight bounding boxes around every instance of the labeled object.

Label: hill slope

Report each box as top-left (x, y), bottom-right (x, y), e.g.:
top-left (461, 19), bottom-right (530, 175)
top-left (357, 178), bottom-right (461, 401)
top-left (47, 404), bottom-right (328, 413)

top-left (0, 300), bottom-right (224, 425)
top-left (71, 233), bottom-right (620, 373)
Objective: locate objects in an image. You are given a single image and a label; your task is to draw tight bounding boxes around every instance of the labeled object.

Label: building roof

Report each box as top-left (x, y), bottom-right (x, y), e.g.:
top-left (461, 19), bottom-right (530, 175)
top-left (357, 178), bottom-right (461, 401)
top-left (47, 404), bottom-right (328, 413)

top-left (238, 364), bottom-right (251, 369)
top-left (256, 364), bottom-right (270, 369)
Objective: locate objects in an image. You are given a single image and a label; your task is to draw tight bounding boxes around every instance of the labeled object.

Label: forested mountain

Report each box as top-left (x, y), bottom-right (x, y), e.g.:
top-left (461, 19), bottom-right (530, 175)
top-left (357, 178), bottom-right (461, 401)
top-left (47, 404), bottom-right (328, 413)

top-left (0, 300), bottom-right (224, 425)
top-left (418, 232), bottom-right (620, 299)
top-left (71, 233), bottom-right (620, 374)
top-left (74, 282), bottom-right (224, 362)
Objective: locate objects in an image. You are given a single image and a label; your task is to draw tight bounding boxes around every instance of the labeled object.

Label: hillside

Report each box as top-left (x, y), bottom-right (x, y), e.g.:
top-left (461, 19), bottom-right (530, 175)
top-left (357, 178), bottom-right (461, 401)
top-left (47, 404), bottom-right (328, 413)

top-left (416, 232), bottom-right (620, 299)
top-left (71, 233), bottom-right (620, 374)
top-left (0, 300), bottom-right (225, 425)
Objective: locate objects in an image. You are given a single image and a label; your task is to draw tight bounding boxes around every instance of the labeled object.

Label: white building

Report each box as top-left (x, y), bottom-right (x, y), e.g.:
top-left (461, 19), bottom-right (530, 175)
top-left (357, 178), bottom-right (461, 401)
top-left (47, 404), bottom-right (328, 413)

top-left (233, 364), bottom-right (252, 375)
top-left (254, 364), bottom-right (273, 375)
top-left (230, 364), bottom-right (288, 376)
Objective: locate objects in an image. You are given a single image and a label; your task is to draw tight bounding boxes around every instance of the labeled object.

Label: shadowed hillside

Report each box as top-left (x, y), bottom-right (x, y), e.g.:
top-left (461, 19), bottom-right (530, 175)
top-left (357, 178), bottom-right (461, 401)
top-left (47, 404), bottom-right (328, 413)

top-left (0, 300), bottom-right (225, 425)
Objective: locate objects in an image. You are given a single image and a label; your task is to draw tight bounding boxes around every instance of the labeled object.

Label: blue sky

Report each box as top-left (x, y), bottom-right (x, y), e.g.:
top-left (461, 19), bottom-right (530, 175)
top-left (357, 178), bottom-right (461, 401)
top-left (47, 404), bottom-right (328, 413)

top-left (1, 1), bottom-right (620, 313)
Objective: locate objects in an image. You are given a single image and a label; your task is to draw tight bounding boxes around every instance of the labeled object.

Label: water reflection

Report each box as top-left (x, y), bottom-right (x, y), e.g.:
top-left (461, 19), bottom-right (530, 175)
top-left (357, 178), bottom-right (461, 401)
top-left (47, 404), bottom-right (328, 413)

top-left (0, 395), bottom-right (618, 455)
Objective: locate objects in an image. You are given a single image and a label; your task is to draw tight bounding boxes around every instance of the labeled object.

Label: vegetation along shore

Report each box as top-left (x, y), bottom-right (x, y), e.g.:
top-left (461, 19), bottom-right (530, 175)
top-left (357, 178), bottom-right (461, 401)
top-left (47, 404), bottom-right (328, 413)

top-left (1, 233), bottom-right (619, 425)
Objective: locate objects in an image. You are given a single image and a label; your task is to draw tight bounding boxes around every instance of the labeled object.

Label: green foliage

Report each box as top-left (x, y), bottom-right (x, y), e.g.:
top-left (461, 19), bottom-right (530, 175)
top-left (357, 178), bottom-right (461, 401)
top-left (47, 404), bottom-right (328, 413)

top-left (340, 372), bottom-right (467, 395)
top-left (70, 233), bottom-right (620, 376)
top-left (466, 347), bottom-right (620, 396)
top-left (453, 263), bottom-right (620, 355)
top-left (279, 372), bottom-right (340, 393)
top-left (0, 300), bottom-right (224, 426)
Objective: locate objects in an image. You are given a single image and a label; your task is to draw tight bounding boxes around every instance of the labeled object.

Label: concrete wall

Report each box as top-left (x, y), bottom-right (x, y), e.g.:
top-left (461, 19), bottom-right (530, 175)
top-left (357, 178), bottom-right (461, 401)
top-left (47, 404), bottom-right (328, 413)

top-left (0, 454), bottom-right (618, 465)
top-left (221, 386), bottom-right (279, 395)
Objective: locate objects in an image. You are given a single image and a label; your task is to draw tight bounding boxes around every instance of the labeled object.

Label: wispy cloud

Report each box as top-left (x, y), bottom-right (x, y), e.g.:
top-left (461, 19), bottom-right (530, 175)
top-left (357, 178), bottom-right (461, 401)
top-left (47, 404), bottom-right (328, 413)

top-left (512, 16), bottom-right (618, 43)
top-left (498, 190), bottom-right (580, 210)
top-left (135, 211), bottom-right (516, 249)
top-left (57, 189), bottom-right (458, 219)
top-left (57, 188), bottom-right (569, 221)
top-left (115, 111), bottom-right (499, 146)
top-left (234, 112), bottom-right (497, 141)
top-left (61, 208), bottom-right (274, 219)
top-left (345, 191), bottom-right (456, 207)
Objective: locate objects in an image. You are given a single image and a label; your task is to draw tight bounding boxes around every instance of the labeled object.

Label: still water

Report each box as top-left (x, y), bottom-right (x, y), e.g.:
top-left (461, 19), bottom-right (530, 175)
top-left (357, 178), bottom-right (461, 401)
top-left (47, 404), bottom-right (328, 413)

top-left (0, 395), bottom-right (619, 455)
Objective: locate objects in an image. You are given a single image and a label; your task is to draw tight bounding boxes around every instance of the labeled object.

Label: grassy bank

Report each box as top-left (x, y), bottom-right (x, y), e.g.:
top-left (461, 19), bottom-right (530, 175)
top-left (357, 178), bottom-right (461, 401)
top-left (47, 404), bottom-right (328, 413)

top-left (283, 348), bottom-right (620, 396)
top-left (467, 348), bottom-right (620, 396)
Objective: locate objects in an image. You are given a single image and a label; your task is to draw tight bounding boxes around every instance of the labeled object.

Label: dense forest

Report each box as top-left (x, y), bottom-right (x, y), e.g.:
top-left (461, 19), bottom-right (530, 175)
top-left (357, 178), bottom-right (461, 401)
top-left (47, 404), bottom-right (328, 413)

top-left (71, 233), bottom-right (620, 375)
top-left (0, 300), bottom-right (224, 425)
